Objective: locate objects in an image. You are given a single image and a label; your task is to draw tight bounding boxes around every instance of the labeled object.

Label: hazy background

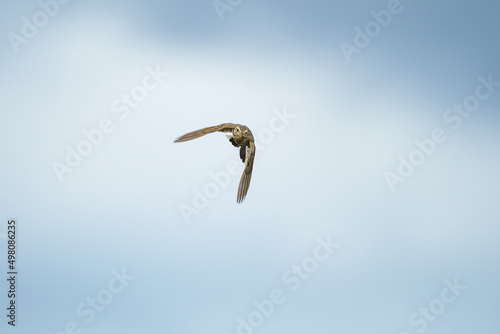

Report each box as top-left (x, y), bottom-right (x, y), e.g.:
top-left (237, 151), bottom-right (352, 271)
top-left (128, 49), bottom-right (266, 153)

top-left (1, 1), bottom-right (499, 333)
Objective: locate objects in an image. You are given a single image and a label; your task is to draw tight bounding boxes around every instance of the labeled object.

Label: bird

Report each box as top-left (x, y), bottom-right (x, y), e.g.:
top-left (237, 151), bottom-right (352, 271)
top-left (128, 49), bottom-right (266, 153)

top-left (174, 123), bottom-right (255, 203)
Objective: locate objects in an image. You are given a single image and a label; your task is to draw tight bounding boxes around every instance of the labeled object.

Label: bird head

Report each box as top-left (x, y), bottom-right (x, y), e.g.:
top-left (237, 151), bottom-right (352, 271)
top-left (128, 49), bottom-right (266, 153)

top-left (233, 127), bottom-right (241, 137)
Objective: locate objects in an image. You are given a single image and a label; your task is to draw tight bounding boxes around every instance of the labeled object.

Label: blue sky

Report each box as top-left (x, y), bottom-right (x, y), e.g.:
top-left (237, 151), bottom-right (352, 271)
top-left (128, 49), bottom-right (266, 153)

top-left (1, 1), bottom-right (499, 333)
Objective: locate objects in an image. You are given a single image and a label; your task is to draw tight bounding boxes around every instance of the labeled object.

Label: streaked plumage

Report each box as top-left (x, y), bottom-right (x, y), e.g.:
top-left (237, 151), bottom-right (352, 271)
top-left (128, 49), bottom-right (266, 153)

top-left (174, 123), bottom-right (255, 203)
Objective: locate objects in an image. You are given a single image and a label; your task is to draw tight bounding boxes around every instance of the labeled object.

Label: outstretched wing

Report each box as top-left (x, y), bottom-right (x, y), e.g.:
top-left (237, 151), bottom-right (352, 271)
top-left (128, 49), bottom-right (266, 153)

top-left (174, 123), bottom-right (237, 143)
top-left (237, 141), bottom-right (255, 203)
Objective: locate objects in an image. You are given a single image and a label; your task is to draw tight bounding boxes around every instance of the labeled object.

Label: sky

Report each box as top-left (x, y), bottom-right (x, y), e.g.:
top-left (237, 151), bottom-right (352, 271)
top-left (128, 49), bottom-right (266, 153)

top-left (1, 0), bottom-right (499, 333)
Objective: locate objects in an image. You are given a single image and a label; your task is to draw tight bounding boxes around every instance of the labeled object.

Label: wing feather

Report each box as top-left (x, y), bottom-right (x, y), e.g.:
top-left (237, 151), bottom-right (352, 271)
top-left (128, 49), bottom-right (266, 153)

top-left (237, 141), bottom-right (255, 203)
top-left (173, 123), bottom-right (237, 142)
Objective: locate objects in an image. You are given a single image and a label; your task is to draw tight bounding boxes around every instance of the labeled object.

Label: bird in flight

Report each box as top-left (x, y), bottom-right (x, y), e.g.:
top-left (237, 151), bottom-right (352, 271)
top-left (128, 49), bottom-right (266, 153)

top-left (174, 123), bottom-right (255, 203)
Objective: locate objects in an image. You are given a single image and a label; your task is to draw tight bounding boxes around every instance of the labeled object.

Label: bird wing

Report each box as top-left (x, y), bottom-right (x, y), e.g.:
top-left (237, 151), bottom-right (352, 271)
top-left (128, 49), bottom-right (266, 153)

top-left (173, 123), bottom-right (238, 142)
top-left (237, 141), bottom-right (255, 203)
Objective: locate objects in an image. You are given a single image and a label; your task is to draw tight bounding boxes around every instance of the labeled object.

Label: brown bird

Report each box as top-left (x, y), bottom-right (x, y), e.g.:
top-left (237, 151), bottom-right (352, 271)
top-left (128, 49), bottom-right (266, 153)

top-left (174, 123), bottom-right (255, 203)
